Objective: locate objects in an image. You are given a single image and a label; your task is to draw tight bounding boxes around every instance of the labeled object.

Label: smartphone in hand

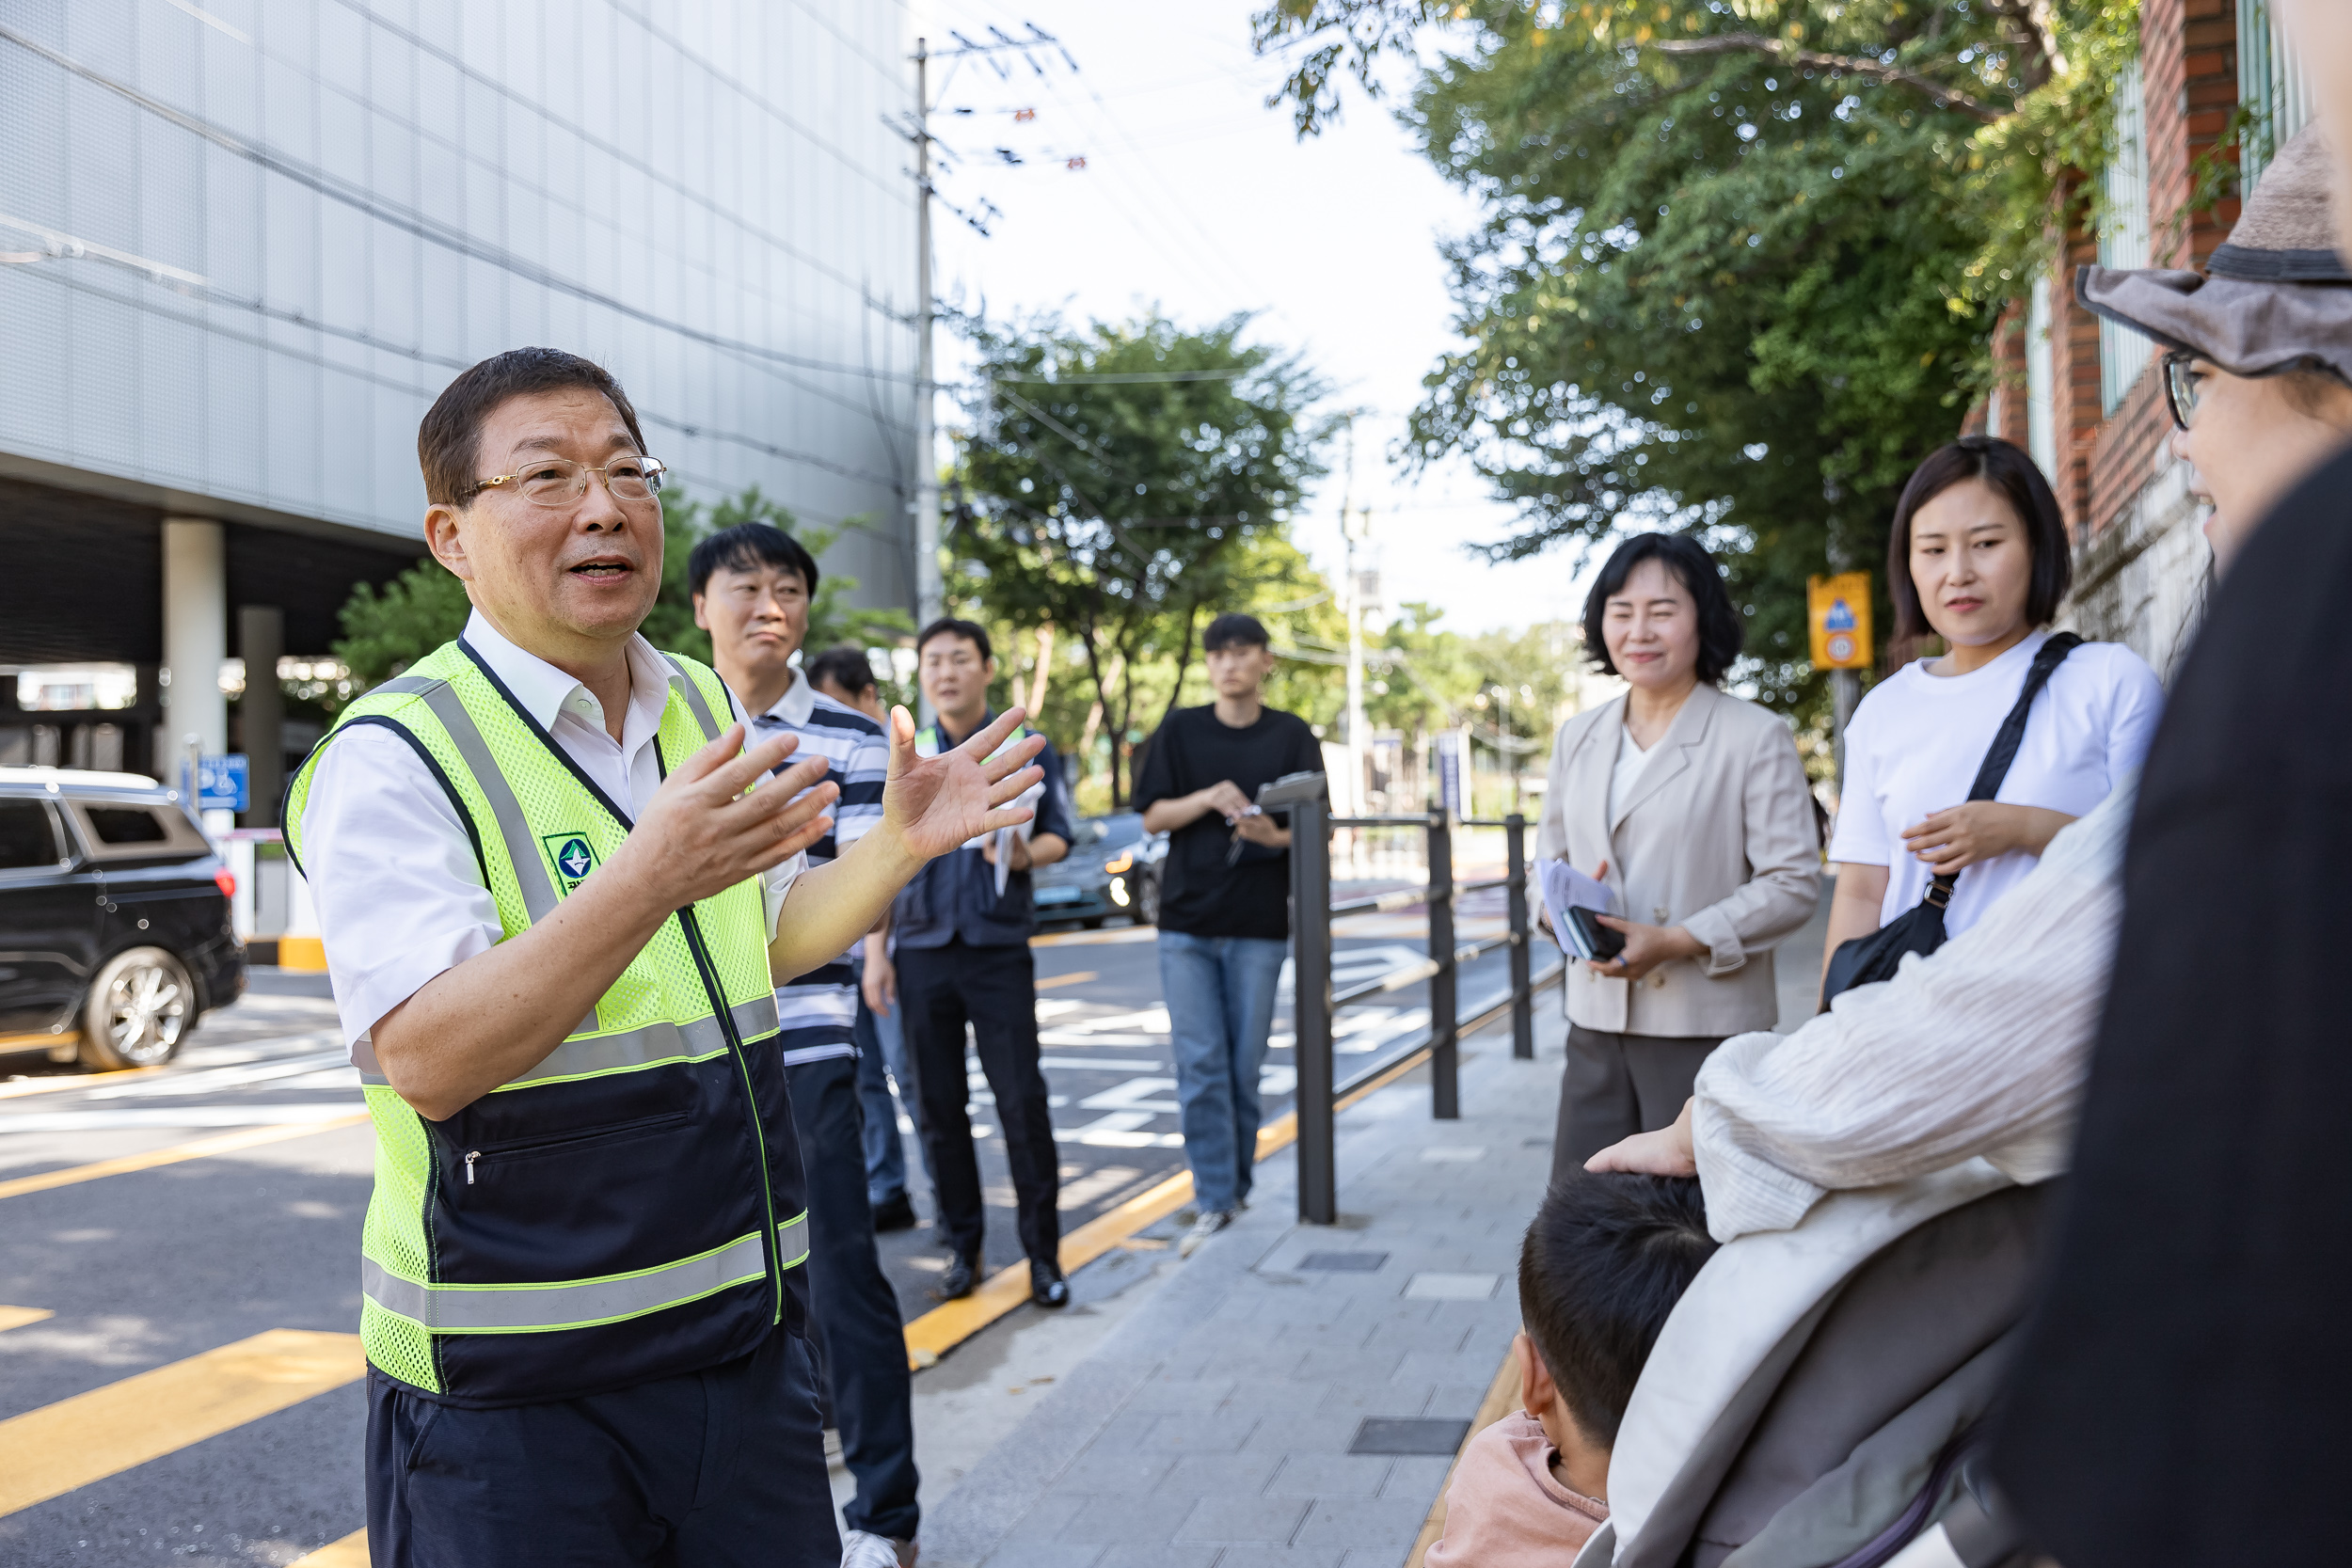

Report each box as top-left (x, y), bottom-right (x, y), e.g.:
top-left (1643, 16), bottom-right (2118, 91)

top-left (1565, 906), bottom-right (1627, 963)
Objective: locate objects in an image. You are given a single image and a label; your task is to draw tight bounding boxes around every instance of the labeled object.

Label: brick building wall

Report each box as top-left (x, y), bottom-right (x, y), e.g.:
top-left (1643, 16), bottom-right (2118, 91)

top-left (2058, 0), bottom-right (2243, 676)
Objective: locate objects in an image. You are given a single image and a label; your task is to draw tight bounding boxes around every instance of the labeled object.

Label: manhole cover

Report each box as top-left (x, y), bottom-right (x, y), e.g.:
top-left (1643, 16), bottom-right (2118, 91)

top-left (1350, 1417), bottom-right (1472, 1455)
top-left (1296, 1252), bottom-right (1389, 1273)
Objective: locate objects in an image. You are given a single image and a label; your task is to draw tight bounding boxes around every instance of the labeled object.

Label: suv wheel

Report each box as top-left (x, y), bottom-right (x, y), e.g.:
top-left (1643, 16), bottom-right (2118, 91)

top-left (1136, 871), bottom-right (1162, 927)
top-left (81, 946), bottom-right (195, 1069)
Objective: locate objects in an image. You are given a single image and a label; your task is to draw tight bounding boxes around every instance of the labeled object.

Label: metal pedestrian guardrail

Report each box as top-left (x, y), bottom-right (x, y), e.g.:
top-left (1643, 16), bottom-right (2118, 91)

top-left (1263, 772), bottom-right (1565, 1225)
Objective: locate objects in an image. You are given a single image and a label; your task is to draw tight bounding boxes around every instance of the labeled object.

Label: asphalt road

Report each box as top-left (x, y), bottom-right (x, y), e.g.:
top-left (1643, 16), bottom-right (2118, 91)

top-left (0, 894), bottom-right (1533, 1566)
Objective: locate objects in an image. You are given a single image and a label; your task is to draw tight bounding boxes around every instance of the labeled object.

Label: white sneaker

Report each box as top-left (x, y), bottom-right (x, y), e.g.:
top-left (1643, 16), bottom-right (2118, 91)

top-left (840, 1529), bottom-right (913, 1568)
top-left (1178, 1208), bottom-right (1235, 1258)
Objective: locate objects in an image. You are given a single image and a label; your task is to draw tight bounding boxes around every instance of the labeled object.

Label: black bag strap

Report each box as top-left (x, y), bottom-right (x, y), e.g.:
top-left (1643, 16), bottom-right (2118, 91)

top-left (1923, 633), bottom-right (2083, 907)
top-left (1964, 633), bottom-right (2082, 802)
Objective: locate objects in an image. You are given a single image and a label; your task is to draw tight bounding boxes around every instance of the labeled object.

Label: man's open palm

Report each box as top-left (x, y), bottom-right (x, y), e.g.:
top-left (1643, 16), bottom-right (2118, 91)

top-left (883, 705), bottom-right (1047, 861)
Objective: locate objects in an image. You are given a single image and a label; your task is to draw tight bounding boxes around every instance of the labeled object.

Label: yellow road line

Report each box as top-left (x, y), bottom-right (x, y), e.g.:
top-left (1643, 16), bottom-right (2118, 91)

top-left (0, 1307), bottom-right (55, 1333)
top-left (292, 1528), bottom-right (369, 1565)
top-left (901, 1087), bottom-right (1331, 1368)
top-left (0, 1114), bottom-right (371, 1202)
top-left (0, 1329), bottom-right (366, 1518)
top-left (0, 1068), bottom-right (159, 1100)
top-left (1032, 970), bottom-right (1099, 990)
top-left (1406, 1350), bottom-right (1523, 1568)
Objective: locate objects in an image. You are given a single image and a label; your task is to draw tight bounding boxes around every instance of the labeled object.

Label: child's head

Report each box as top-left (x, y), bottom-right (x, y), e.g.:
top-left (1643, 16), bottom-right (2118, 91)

top-left (1517, 1171), bottom-right (1718, 1481)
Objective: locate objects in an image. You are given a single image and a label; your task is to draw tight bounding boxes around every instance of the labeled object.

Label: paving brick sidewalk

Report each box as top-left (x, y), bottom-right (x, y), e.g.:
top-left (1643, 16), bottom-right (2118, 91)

top-left (919, 1003), bottom-right (1567, 1567)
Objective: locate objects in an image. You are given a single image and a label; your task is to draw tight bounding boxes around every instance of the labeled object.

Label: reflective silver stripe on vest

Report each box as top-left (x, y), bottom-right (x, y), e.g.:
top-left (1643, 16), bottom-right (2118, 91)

top-left (776, 1211), bottom-right (808, 1269)
top-left (362, 1232), bottom-right (770, 1333)
top-left (357, 997), bottom-right (783, 1090)
top-left (416, 682), bottom-right (563, 926)
top-left (732, 992), bottom-right (780, 1042)
top-left (660, 655), bottom-right (724, 742)
top-left (372, 675), bottom-right (447, 698)
top-left (501, 1012), bottom-right (732, 1086)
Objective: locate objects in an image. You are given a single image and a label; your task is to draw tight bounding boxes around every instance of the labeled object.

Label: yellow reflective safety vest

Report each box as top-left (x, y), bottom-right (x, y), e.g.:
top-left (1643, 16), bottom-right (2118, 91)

top-left (284, 638), bottom-right (808, 1406)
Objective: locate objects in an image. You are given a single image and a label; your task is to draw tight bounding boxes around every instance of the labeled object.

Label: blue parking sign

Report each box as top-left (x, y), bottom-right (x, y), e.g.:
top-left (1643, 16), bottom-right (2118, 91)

top-left (198, 754), bottom-right (249, 813)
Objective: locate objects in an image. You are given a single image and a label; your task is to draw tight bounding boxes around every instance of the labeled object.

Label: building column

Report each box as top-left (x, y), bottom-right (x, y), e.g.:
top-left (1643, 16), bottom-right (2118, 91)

top-left (162, 518), bottom-right (227, 811)
top-left (238, 605), bottom-right (284, 829)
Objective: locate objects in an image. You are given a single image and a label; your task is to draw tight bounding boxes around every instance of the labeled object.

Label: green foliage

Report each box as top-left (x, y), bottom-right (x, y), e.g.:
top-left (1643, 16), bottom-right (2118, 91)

top-left (1254, 0), bottom-right (2144, 717)
top-left (334, 489), bottom-right (912, 701)
top-left (949, 309), bottom-right (1337, 802)
top-left (334, 560), bottom-right (476, 692)
top-left (660, 488), bottom-right (917, 691)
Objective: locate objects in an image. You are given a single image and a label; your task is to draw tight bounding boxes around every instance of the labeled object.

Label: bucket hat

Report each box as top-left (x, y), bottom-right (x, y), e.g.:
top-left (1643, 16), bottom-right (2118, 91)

top-left (2077, 124), bottom-right (2352, 385)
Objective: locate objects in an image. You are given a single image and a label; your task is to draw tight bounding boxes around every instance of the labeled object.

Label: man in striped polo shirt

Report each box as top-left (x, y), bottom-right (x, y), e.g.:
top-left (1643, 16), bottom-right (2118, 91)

top-left (691, 522), bottom-right (914, 1568)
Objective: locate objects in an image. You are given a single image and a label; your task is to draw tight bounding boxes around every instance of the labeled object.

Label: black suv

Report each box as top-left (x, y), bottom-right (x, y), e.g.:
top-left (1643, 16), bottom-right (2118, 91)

top-left (0, 769), bottom-right (246, 1069)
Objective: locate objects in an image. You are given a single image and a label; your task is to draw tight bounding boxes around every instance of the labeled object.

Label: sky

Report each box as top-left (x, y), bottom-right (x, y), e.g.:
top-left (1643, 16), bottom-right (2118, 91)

top-left (912, 0), bottom-right (1597, 636)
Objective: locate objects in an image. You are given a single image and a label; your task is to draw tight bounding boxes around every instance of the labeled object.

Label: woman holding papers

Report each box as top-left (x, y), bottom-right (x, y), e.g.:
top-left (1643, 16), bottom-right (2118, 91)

top-left (1535, 533), bottom-right (1820, 1182)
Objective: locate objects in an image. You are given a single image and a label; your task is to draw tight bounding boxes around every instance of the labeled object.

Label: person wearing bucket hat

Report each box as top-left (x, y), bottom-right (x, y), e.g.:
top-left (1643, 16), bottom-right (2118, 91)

top-left (2076, 123), bottom-right (2352, 559)
top-left (1985, 82), bottom-right (2352, 1568)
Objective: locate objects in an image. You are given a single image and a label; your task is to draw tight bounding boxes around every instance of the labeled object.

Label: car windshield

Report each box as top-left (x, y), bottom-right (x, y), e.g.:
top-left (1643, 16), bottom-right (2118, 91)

top-left (1077, 813), bottom-right (1144, 848)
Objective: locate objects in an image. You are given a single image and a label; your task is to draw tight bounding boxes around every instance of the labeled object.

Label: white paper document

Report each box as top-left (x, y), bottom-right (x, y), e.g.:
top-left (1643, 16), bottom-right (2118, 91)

top-left (1536, 858), bottom-right (1619, 960)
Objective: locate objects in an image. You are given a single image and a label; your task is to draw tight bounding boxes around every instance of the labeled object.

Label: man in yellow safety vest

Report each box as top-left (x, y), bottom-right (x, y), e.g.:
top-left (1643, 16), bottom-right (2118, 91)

top-left (287, 347), bottom-right (1042, 1567)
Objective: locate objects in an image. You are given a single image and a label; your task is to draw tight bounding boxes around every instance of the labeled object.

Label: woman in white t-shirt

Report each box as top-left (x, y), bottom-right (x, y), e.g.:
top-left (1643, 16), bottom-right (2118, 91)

top-left (1822, 436), bottom-right (2164, 994)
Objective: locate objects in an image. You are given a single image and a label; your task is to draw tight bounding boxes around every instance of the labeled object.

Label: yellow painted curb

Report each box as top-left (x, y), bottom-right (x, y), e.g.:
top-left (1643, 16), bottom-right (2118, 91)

top-left (276, 936), bottom-right (328, 972)
top-left (898, 1041), bottom-right (1443, 1370)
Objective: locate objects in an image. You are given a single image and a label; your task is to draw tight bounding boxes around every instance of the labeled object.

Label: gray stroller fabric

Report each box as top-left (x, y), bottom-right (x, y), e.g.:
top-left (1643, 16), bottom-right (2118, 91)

top-left (1613, 1181), bottom-right (2052, 1568)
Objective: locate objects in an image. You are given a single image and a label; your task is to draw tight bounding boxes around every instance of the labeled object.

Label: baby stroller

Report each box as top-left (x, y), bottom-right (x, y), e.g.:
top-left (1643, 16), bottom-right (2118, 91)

top-left (1572, 1163), bottom-right (2046, 1568)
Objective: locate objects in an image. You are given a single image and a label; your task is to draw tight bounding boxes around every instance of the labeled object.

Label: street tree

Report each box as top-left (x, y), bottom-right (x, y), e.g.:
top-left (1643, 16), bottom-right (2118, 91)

top-left (1250, 0), bottom-right (2141, 714)
top-left (951, 310), bottom-right (1335, 804)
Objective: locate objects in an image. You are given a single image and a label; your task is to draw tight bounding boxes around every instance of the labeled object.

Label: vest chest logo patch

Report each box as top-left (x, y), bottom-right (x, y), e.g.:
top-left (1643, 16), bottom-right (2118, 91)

top-left (543, 833), bottom-right (597, 892)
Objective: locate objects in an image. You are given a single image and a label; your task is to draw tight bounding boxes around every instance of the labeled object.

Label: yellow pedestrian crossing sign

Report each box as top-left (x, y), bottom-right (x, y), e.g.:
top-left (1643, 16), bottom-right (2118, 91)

top-left (1808, 573), bottom-right (1873, 670)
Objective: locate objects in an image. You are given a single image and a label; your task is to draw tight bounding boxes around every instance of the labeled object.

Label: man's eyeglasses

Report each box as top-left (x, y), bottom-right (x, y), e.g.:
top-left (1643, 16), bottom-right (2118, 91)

top-left (2162, 351), bottom-right (2202, 433)
top-left (469, 455), bottom-right (667, 508)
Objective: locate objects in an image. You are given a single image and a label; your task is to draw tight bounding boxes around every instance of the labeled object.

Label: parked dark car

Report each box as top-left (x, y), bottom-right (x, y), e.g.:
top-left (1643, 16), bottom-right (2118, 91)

top-left (1030, 811), bottom-right (1165, 929)
top-left (0, 768), bottom-right (246, 1069)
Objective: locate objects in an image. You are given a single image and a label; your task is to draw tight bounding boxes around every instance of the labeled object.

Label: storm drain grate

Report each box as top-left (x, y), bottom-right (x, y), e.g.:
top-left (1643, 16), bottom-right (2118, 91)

top-left (1296, 1251), bottom-right (1390, 1273)
top-left (1350, 1417), bottom-right (1473, 1455)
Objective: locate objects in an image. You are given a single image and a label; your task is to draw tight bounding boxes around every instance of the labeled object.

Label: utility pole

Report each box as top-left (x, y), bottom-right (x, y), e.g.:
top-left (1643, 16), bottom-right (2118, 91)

top-left (898, 24), bottom-right (1074, 637)
top-left (913, 38), bottom-right (942, 633)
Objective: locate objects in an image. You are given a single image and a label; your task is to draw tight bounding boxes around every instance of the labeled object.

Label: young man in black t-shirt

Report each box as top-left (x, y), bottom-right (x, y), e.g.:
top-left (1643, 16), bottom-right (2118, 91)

top-left (1136, 613), bottom-right (1324, 1256)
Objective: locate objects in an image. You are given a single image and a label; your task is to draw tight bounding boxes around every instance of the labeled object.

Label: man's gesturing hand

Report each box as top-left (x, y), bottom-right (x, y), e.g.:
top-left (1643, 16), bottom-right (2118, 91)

top-left (619, 723), bottom-right (836, 909)
top-left (881, 705), bottom-right (1047, 863)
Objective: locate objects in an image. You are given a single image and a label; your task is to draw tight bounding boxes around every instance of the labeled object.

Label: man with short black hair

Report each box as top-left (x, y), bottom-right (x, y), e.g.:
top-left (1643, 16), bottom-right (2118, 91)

top-left (870, 617), bottom-right (1073, 1306)
top-left (1136, 611), bottom-right (1323, 1255)
top-left (691, 527), bottom-right (919, 1568)
top-left (289, 347), bottom-right (1046, 1567)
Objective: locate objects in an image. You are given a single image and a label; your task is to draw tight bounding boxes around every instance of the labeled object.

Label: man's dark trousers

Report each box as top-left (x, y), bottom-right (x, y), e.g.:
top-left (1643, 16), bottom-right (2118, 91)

top-left (898, 938), bottom-right (1062, 1266)
top-left (366, 1326), bottom-right (837, 1566)
top-left (783, 1053), bottom-right (920, 1543)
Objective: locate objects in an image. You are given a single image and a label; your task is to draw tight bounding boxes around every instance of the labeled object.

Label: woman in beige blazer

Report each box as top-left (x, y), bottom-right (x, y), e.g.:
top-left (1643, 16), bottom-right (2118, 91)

top-left (1535, 534), bottom-right (1820, 1182)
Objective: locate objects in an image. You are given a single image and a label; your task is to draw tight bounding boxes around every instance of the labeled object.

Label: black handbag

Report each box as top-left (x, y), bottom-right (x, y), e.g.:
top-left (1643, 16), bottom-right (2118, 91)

top-left (1820, 633), bottom-right (2082, 1009)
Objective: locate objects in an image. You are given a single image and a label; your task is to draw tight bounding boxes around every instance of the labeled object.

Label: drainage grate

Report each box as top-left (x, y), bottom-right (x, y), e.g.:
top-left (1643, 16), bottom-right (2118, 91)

top-left (1296, 1251), bottom-right (1390, 1273)
top-left (1350, 1417), bottom-right (1473, 1455)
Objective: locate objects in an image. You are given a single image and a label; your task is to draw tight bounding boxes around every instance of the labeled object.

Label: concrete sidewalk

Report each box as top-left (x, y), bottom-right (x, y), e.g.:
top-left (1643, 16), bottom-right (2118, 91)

top-left (917, 1004), bottom-right (1569, 1568)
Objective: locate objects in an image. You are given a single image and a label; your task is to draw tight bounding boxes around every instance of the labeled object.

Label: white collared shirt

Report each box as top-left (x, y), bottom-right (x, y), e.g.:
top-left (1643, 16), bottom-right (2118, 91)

top-left (300, 610), bottom-right (802, 1062)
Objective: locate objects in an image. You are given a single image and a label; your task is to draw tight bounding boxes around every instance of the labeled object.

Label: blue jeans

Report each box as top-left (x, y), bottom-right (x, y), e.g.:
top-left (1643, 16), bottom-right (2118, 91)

top-left (1158, 930), bottom-right (1288, 1214)
top-left (851, 956), bottom-right (930, 1206)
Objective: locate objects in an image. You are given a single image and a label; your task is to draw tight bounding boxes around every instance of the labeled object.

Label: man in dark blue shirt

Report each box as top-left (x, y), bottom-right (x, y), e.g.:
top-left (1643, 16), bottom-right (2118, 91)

top-left (868, 618), bottom-right (1073, 1307)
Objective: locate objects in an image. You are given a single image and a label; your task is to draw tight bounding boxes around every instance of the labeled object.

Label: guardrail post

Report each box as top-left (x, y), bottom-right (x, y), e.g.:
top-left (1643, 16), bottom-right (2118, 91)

top-left (1289, 789), bottom-right (1337, 1224)
top-left (1505, 813), bottom-right (1534, 1060)
top-left (1426, 802), bottom-right (1458, 1120)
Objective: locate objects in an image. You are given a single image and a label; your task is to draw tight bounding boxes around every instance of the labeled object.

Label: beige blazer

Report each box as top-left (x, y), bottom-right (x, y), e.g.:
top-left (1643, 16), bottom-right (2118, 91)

top-left (1535, 683), bottom-right (1820, 1037)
